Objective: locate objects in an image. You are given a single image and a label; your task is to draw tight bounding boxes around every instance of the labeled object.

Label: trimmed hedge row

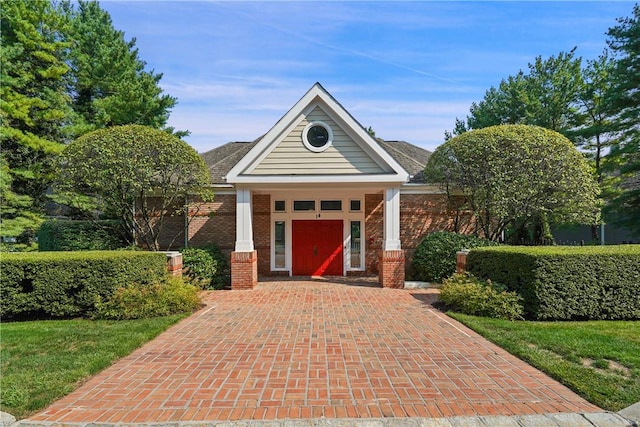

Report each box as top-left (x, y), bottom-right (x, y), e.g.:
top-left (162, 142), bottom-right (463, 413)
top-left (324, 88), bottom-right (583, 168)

top-left (0, 251), bottom-right (167, 319)
top-left (467, 245), bottom-right (640, 320)
top-left (38, 220), bottom-right (127, 251)
top-left (412, 231), bottom-right (499, 283)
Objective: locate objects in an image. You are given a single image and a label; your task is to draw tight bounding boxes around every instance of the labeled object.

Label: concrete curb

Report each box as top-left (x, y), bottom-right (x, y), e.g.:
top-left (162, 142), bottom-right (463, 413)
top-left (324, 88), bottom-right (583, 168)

top-left (9, 412), bottom-right (638, 427)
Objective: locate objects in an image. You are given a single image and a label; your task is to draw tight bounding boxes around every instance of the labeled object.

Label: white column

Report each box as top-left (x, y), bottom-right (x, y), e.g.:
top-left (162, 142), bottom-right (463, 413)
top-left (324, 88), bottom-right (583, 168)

top-left (235, 188), bottom-right (254, 251)
top-left (383, 187), bottom-right (401, 250)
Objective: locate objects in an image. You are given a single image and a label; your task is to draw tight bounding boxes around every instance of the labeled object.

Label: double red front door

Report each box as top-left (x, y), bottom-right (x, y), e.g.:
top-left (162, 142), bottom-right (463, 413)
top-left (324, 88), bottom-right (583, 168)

top-left (292, 220), bottom-right (343, 276)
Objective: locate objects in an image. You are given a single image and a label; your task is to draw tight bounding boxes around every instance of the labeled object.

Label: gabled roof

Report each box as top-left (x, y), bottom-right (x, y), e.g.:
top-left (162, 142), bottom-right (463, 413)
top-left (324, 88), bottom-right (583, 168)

top-left (201, 139), bottom-right (431, 185)
top-left (224, 83), bottom-right (410, 185)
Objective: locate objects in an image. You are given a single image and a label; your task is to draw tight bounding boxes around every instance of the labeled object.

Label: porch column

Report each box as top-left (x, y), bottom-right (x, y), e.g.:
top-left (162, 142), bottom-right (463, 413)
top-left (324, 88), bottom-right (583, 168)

top-left (231, 188), bottom-right (257, 289)
top-left (379, 187), bottom-right (405, 288)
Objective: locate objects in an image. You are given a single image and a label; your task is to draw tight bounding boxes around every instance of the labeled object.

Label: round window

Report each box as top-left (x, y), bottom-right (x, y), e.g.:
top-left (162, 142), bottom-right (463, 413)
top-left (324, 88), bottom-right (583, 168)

top-left (302, 121), bottom-right (333, 152)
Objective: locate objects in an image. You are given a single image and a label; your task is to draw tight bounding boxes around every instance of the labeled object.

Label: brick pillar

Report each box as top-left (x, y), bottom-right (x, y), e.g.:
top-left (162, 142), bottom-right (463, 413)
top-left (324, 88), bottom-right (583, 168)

top-left (456, 250), bottom-right (469, 273)
top-left (231, 250), bottom-right (258, 290)
top-left (379, 249), bottom-right (405, 289)
top-left (165, 252), bottom-right (182, 277)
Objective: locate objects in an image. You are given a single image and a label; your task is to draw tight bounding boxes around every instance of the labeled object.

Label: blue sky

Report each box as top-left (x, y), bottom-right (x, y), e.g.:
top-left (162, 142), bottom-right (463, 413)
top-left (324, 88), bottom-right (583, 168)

top-left (100, 1), bottom-right (635, 153)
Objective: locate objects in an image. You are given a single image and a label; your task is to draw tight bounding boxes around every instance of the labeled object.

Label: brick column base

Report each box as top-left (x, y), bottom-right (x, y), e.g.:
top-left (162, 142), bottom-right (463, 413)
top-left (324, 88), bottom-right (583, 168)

top-left (165, 252), bottom-right (183, 277)
top-left (379, 249), bottom-right (405, 289)
top-left (456, 250), bottom-right (469, 273)
top-left (231, 250), bottom-right (258, 290)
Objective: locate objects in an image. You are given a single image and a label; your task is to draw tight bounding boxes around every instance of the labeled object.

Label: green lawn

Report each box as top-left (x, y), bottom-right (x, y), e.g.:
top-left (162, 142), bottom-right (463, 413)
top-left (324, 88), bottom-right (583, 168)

top-left (0, 314), bottom-right (187, 419)
top-left (449, 312), bottom-right (640, 411)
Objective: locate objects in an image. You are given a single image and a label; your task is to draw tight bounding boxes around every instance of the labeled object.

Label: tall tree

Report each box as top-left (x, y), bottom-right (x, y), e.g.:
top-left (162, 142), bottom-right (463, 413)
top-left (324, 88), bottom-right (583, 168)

top-left (59, 0), bottom-right (177, 136)
top-left (0, 0), bottom-right (71, 240)
top-left (425, 125), bottom-right (600, 242)
top-left (604, 4), bottom-right (640, 236)
top-left (449, 49), bottom-right (583, 138)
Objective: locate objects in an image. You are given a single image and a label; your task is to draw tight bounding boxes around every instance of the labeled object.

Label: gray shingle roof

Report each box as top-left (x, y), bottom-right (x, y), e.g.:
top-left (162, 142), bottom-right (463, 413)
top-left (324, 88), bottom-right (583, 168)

top-left (200, 138), bottom-right (431, 185)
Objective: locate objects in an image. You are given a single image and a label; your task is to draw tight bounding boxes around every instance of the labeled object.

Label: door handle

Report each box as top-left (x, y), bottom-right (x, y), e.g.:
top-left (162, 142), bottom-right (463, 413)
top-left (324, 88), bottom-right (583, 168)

top-left (313, 245), bottom-right (317, 256)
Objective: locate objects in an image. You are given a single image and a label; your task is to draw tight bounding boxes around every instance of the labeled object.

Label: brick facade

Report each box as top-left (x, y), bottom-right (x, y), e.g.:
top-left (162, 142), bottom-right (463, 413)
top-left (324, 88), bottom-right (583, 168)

top-left (158, 190), bottom-right (472, 280)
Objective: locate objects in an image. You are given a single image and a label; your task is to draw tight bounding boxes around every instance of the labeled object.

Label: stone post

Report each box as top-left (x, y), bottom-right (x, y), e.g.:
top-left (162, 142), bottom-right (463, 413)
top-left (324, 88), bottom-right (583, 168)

top-left (456, 249), bottom-right (469, 273)
top-left (165, 251), bottom-right (183, 277)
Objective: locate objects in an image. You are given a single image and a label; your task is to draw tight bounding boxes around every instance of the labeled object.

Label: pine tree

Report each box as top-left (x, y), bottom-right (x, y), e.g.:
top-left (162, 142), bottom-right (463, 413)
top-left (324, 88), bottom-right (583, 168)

top-left (60, 0), bottom-right (177, 135)
top-left (0, 0), bottom-right (71, 241)
top-left (604, 4), bottom-right (640, 237)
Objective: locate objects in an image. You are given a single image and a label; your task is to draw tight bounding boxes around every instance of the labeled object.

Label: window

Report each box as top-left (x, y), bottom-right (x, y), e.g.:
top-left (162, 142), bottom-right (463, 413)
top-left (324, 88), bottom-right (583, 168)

top-left (302, 121), bottom-right (333, 152)
top-left (274, 200), bottom-right (286, 212)
top-left (293, 200), bottom-right (315, 211)
top-left (350, 221), bottom-right (361, 269)
top-left (320, 200), bottom-right (342, 211)
top-left (350, 200), bottom-right (361, 212)
top-left (274, 221), bottom-right (285, 268)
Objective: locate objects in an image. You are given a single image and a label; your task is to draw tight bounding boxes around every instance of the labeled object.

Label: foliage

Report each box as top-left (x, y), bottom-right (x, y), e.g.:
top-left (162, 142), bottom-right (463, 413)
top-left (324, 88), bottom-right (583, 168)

top-left (412, 231), bottom-right (498, 283)
top-left (37, 219), bottom-right (126, 251)
top-left (0, 0), bottom-right (71, 240)
top-left (467, 245), bottom-right (640, 320)
top-left (93, 276), bottom-right (201, 320)
top-left (439, 273), bottom-right (524, 320)
top-left (0, 156), bottom-right (43, 241)
top-left (452, 49), bottom-right (583, 136)
top-left (0, 250), bottom-right (167, 319)
top-left (181, 245), bottom-right (230, 290)
top-left (605, 4), bottom-right (640, 237)
top-left (55, 125), bottom-right (212, 250)
top-left (450, 313), bottom-right (640, 411)
top-left (425, 125), bottom-right (600, 241)
top-left (1, 315), bottom-right (186, 419)
top-left (58, 0), bottom-right (178, 137)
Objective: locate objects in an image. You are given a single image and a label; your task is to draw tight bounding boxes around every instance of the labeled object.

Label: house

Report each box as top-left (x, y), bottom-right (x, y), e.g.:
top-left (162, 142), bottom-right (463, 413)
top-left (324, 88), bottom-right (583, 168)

top-left (167, 83), bottom-right (473, 289)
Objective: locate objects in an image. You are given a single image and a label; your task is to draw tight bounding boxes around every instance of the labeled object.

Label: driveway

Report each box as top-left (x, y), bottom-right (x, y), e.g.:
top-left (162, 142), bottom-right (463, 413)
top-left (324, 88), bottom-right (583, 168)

top-left (26, 280), bottom-right (601, 424)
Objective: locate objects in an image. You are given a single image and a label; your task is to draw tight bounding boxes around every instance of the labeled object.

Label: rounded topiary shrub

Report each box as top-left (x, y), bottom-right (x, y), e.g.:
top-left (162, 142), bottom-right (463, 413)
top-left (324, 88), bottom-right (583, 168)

top-left (412, 231), bottom-right (498, 283)
top-left (180, 245), bottom-right (229, 290)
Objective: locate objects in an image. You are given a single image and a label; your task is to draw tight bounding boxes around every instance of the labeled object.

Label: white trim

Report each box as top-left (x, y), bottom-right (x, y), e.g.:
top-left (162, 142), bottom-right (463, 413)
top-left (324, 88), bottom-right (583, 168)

top-left (234, 188), bottom-right (254, 252)
top-left (226, 83), bottom-right (409, 184)
top-left (230, 175), bottom-right (407, 184)
top-left (302, 121), bottom-right (333, 153)
top-left (383, 187), bottom-right (402, 251)
top-left (269, 190), bottom-right (366, 274)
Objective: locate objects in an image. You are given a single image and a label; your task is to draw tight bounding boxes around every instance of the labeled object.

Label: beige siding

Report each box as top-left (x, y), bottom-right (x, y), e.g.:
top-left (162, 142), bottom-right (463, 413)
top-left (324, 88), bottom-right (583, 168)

top-left (249, 107), bottom-right (388, 175)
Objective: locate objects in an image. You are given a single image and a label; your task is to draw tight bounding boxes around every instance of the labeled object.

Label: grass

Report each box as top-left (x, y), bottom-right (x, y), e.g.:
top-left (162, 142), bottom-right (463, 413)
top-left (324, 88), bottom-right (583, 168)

top-left (448, 312), bottom-right (640, 412)
top-left (0, 314), bottom-right (188, 419)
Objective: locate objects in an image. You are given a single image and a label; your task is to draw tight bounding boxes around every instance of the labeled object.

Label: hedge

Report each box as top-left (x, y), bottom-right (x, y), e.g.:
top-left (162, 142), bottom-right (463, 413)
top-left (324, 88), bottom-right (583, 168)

top-left (38, 219), bottom-right (127, 251)
top-left (412, 231), bottom-right (499, 283)
top-left (467, 245), bottom-right (640, 320)
top-left (0, 251), bottom-right (167, 319)
top-left (181, 244), bottom-right (230, 290)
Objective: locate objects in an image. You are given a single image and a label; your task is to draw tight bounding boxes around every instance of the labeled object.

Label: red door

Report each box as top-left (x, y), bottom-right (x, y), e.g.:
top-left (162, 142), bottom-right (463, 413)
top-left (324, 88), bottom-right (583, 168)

top-left (292, 220), bottom-right (343, 276)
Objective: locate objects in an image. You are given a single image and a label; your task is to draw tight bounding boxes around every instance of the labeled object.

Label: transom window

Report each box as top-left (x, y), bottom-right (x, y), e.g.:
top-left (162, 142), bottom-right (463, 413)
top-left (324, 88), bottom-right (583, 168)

top-left (320, 200), bottom-right (342, 211)
top-left (274, 200), bottom-right (286, 212)
top-left (293, 200), bottom-right (315, 211)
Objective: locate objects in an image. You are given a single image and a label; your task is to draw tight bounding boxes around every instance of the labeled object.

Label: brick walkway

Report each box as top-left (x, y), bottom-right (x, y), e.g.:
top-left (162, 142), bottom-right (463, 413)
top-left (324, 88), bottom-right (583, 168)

top-left (27, 280), bottom-right (601, 424)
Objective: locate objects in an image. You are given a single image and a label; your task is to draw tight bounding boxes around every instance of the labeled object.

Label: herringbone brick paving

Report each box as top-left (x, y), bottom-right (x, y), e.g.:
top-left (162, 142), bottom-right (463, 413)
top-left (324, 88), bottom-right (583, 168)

top-left (28, 280), bottom-right (601, 424)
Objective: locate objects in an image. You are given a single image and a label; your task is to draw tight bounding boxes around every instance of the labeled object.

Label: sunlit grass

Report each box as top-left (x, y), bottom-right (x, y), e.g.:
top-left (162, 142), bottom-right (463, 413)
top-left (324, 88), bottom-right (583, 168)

top-left (449, 313), bottom-right (640, 411)
top-left (0, 314), bottom-right (187, 419)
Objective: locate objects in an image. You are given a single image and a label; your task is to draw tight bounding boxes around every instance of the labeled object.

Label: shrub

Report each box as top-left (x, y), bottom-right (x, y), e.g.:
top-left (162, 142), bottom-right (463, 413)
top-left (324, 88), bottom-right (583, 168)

top-left (93, 276), bottom-right (201, 320)
top-left (467, 245), bottom-right (640, 320)
top-left (439, 273), bottom-right (524, 320)
top-left (181, 245), bottom-right (229, 290)
top-left (0, 251), bottom-right (167, 319)
top-left (412, 231), bottom-right (499, 283)
top-left (37, 220), bottom-right (127, 251)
